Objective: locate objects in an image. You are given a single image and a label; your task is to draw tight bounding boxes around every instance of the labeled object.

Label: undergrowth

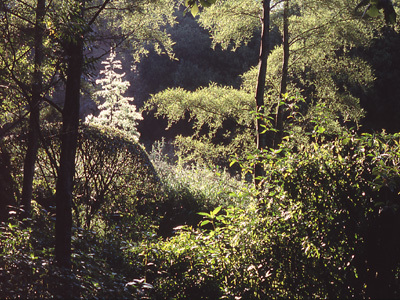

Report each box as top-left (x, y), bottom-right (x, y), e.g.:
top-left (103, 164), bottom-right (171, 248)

top-left (1, 138), bottom-right (245, 299)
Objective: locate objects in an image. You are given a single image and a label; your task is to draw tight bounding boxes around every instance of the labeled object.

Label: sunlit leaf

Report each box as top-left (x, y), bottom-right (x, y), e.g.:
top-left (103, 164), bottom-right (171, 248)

top-left (191, 3), bottom-right (199, 16)
top-left (212, 206), bottom-right (222, 216)
top-left (198, 212), bottom-right (210, 217)
top-left (200, 220), bottom-right (211, 227)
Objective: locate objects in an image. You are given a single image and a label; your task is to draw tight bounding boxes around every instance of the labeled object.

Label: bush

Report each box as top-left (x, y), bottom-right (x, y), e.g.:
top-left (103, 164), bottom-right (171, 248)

top-left (149, 139), bottom-right (249, 237)
top-left (0, 202), bottom-right (150, 299)
top-left (74, 124), bottom-right (161, 236)
top-left (131, 130), bottom-right (400, 299)
top-left (30, 122), bottom-right (162, 240)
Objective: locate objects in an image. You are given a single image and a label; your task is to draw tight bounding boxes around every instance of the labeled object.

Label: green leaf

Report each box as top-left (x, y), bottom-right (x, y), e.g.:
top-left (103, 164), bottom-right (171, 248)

top-left (317, 126), bottom-right (326, 134)
top-left (191, 3), bottom-right (199, 16)
top-left (8, 223), bottom-right (17, 230)
top-left (198, 212), bottom-right (210, 217)
top-left (215, 215), bottom-right (224, 221)
top-left (200, 220), bottom-right (211, 227)
top-left (212, 206), bottom-right (222, 216)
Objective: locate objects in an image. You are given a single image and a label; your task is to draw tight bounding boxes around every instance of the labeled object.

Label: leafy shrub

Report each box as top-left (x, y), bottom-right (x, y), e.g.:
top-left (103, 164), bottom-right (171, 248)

top-left (131, 129), bottom-right (400, 299)
top-left (31, 122), bottom-right (162, 240)
top-left (74, 124), bottom-right (161, 235)
top-left (0, 204), bottom-right (144, 299)
top-left (126, 205), bottom-right (268, 299)
top-left (149, 139), bottom-right (249, 237)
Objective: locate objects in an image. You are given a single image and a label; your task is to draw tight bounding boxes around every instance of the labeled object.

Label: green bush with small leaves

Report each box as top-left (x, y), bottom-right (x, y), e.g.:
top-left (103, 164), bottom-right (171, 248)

top-left (131, 129), bottom-right (400, 299)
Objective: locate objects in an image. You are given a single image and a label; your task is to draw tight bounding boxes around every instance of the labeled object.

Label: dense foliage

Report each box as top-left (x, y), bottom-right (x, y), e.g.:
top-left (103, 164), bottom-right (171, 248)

top-left (122, 127), bottom-right (400, 299)
top-left (3, 119), bottom-right (400, 298)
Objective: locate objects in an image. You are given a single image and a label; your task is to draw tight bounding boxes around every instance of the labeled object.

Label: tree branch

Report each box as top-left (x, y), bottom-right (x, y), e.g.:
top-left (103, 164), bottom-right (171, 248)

top-left (88, 0), bottom-right (111, 26)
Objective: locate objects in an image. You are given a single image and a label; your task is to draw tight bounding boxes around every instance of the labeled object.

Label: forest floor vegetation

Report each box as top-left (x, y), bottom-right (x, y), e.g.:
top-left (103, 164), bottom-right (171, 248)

top-left (2, 128), bottom-right (400, 299)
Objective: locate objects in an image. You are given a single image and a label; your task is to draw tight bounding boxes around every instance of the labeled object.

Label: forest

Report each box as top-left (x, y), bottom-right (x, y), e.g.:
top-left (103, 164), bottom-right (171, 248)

top-left (1, 0), bottom-right (400, 298)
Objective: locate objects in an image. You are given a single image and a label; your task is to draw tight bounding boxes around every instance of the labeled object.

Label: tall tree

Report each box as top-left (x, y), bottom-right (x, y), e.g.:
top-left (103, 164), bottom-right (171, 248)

top-left (55, 3), bottom-right (85, 269)
top-left (0, 0), bottom-right (59, 220)
top-left (54, 0), bottom-right (177, 268)
top-left (254, 0), bottom-right (270, 187)
top-left (183, 0), bottom-right (271, 186)
top-left (55, 0), bottom-right (114, 269)
top-left (0, 0), bottom-right (177, 247)
top-left (21, 0), bottom-right (46, 219)
top-left (273, 0), bottom-right (289, 148)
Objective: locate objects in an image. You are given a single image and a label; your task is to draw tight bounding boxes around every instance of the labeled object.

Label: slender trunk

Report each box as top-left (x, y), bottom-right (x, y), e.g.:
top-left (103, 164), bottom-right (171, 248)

top-left (274, 0), bottom-right (289, 148)
top-left (21, 0), bottom-right (45, 219)
top-left (54, 0), bottom-right (111, 270)
top-left (0, 144), bottom-right (16, 222)
top-left (254, 0), bottom-right (270, 187)
top-left (55, 34), bottom-right (84, 270)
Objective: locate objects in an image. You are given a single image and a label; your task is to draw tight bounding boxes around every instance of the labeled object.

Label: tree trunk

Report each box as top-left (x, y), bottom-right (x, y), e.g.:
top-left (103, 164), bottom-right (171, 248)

top-left (274, 0), bottom-right (289, 148)
top-left (0, 144), bottom-right (16, 222)
top-left (254, 0), bottom-right (270, 187)
top-left (55, 35), bottom-right (84, 270)
top-left (21, 0), bottom-right (45, 220)
top-left (54, 0), bottom-right (111, 271)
